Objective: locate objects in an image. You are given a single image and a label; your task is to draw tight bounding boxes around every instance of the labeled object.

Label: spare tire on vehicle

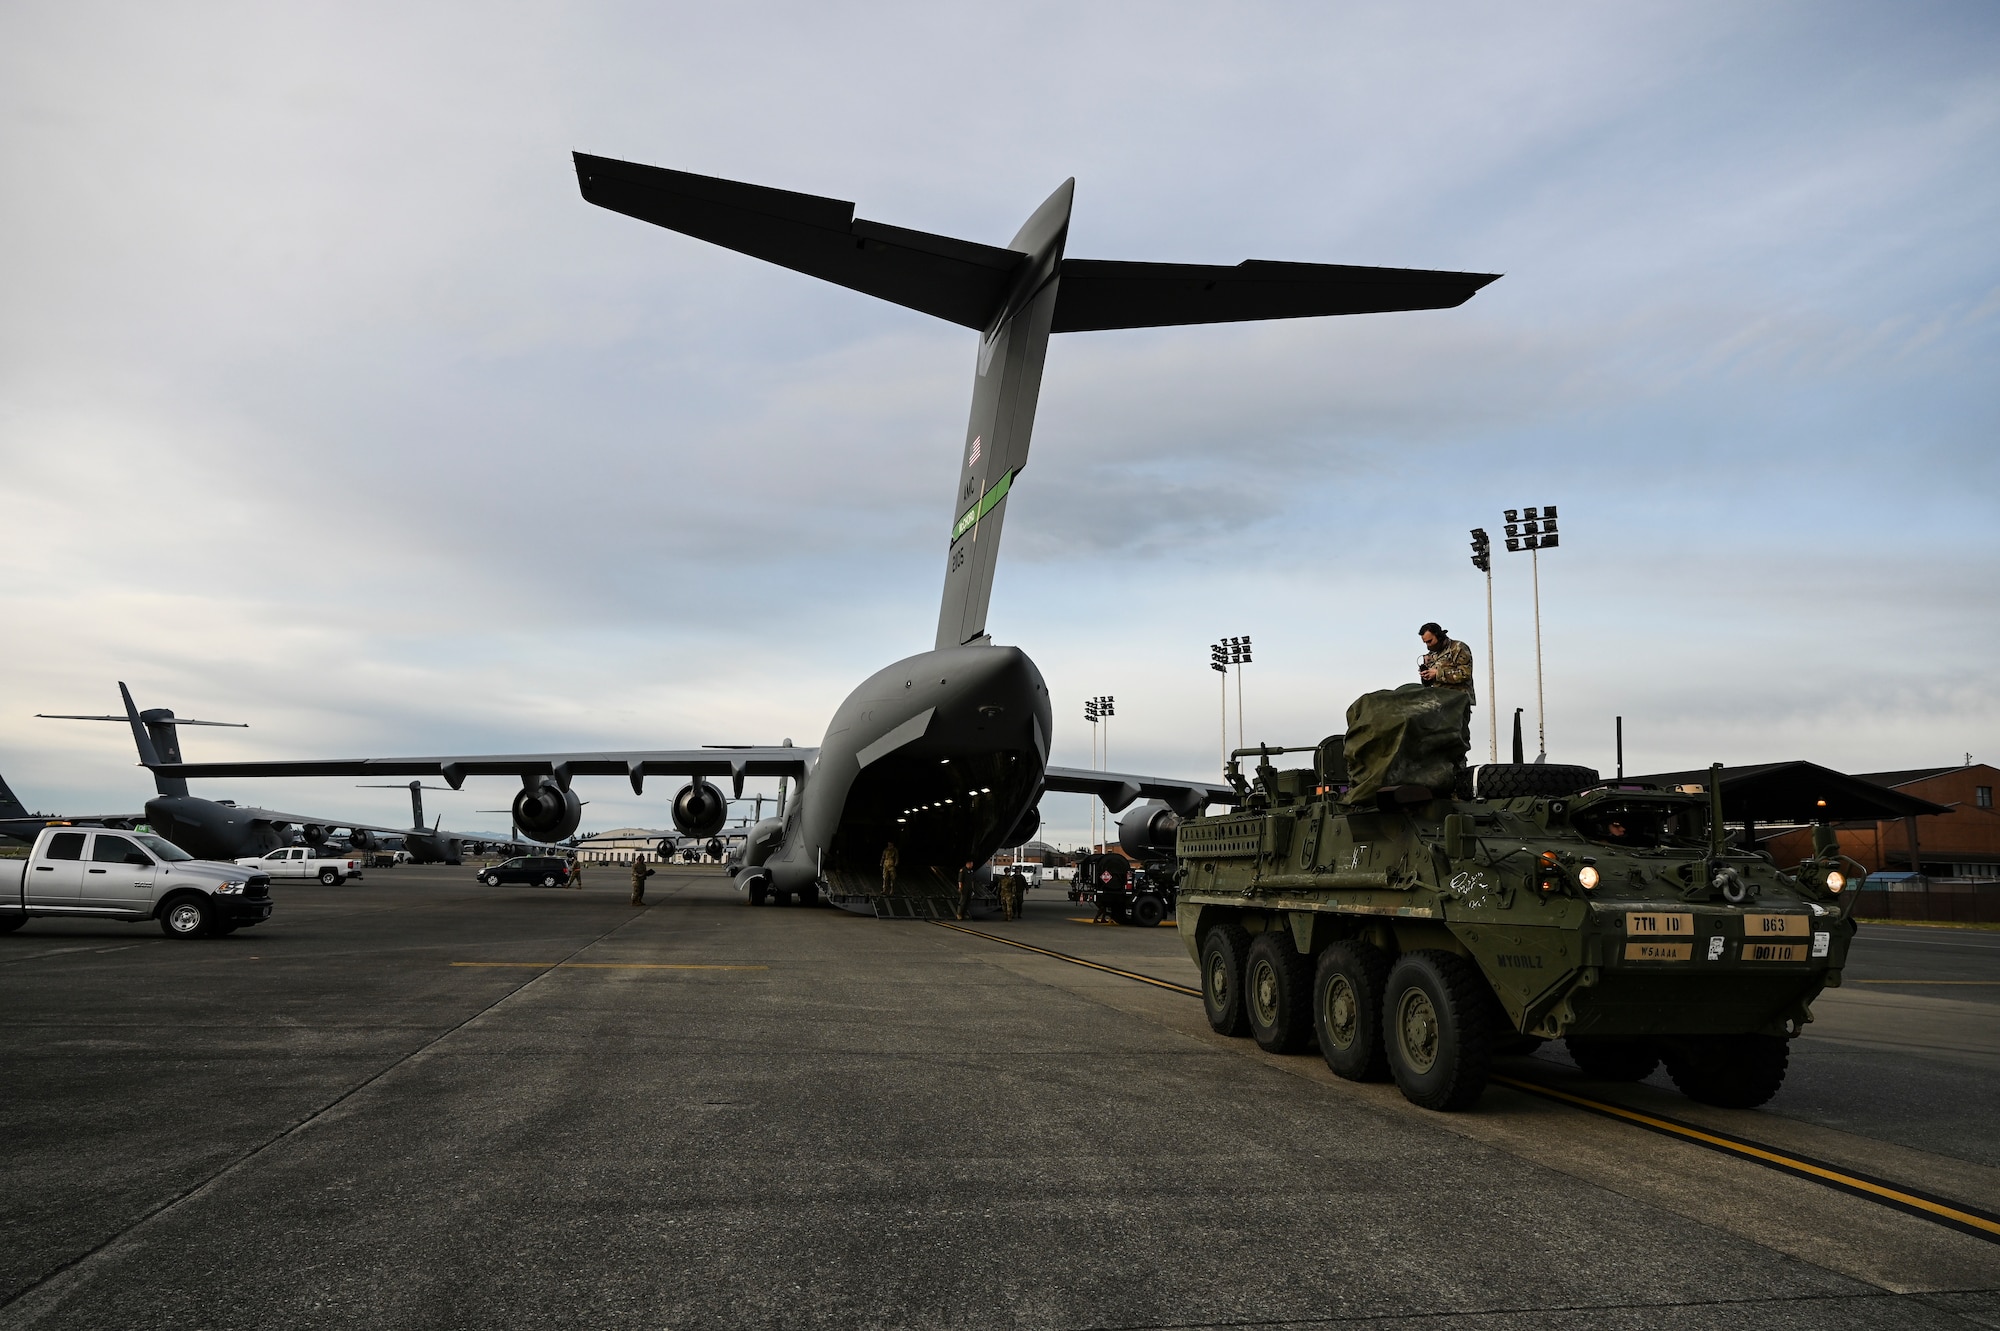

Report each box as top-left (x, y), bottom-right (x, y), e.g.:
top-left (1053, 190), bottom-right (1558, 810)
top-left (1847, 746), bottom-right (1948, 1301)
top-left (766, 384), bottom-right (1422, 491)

top-left (1475, 763), bottom-right (1599, 800)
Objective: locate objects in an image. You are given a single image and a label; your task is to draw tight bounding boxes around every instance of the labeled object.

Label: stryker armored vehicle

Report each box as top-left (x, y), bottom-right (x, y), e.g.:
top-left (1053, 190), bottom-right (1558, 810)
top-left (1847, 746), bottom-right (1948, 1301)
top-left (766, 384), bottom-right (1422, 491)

top-left (1153, 685), bottom-right (1859, 1112)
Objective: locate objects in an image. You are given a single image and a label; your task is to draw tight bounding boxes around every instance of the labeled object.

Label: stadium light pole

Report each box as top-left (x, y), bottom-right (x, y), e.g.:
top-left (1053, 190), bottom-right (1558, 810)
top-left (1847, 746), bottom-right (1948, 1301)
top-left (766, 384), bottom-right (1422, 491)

top-left (1470, 528), bottom-right (1496, 763)
top-left (1502, 505), bottom-right (1559, 762)
top-left (1084, 697), bottom-right (1101, 847)
top-left (1210, 641), bottom-right (1229, 773)
top-left (1229, 636), bottom-right (1252, 752)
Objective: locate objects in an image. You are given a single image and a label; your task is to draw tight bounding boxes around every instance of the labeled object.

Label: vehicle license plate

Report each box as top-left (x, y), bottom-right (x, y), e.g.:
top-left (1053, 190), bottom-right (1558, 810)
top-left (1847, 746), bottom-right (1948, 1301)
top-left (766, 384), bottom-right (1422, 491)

top-left (1741, 942), bottom-right (1806, 962)
top-left (1624, 941), bottom-right (1692, 961)
top-left (1625, 912), bottom-right (1694, 937)
top-left (1743, 914), bottom-right (1808, 937)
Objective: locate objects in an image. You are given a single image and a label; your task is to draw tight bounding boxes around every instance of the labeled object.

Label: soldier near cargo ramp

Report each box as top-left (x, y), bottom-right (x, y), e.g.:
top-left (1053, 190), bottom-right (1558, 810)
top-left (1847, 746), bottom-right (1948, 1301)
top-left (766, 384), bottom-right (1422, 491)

top-left (879, 841), bottom-right (899, 897)
top-left (629, 852), bottom-right (654, 907)
top-left (1418, 622), bottom-right (1475, 702)
top-left (956, 861), bottom-right (975, 920)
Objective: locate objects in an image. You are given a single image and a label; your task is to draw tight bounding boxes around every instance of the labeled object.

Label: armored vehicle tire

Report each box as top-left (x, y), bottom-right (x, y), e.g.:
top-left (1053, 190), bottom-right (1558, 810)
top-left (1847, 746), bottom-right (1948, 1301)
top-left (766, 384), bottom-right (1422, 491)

top-left (1313, 941), bottom-right (1391, 1081)
top-left (1475, 763), bottom-right (1600, 800)
top-left (320, 868), bottom-right (340, 884)
top-left (1245, 932), bottom-right (1314, 1054)
top-left (1130, 893), bottom-right (1167, 928)
top-left (1661, 1035), bottom-right (1788, 1108)
top-left (1382, 950), bottom-right (1494, 1111)
top-left (159, 897), bottom-right (213, 939)
top-left (1566, 1036), bottom-right (1661, 1082)
top-left (1198, 924), bottom-right (1252, 1037)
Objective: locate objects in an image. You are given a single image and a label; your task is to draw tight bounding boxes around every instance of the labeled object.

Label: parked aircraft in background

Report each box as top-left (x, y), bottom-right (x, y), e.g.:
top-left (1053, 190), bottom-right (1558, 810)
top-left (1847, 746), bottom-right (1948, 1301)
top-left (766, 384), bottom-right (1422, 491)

top-left (154, 156), bottom-right (1495, 911)
top-left (37, 686), bottom-right (539, 863)
top-left (0, 767), bottom-right (142, 844)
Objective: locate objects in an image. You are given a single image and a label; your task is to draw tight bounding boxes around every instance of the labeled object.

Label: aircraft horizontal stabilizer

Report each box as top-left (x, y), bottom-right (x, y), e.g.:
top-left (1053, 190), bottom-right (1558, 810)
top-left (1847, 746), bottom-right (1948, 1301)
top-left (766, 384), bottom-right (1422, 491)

top-left (1050, 259), bottom-right (1500, 333)
top-left (1041, 766), bottom-right (1233, 818)
top-left (574, 154), bottom-right (1022, 330)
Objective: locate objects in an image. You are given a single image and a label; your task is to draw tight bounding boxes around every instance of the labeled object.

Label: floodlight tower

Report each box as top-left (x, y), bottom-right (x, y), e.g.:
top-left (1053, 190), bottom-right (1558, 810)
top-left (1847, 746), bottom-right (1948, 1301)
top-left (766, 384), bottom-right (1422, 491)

top-left (1229, 637), bottom-right (1252, 751)
top-left (1084, 697), bottom-right (1101, 846)
top-left (1209, 641), bottom-right (1229, 772)
top-left (1502, 505), bottom-right (1559, 762)
top-left (1470, 528), bottom-right (1496, 763)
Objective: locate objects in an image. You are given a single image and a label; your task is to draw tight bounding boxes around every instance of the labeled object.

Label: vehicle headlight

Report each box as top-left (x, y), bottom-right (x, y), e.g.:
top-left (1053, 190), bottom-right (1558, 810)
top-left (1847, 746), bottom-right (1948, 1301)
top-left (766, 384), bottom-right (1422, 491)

top-left (216, 881), bottom-right (244, 894)
top-left (1577, 865), bottom-right (1600, 890)
top-left (1825, 870), bottom-right (1845, 893)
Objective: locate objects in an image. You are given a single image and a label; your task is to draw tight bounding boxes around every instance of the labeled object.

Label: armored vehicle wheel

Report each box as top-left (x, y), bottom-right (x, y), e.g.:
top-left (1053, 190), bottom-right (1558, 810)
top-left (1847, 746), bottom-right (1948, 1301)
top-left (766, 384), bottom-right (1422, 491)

top-left (1313, 940), bottom-right (1391, 1081)
top-left (1130, 893), bottom-right (1167, 928)
top-left (1383, 951), bottom-right (1493, 1111)
top-left (1245, 932), bottom-right (1314, 1054)
top-left (1565, 1036), bottom-right (1660, 1082)
top-left (159, 897), bottom-right (214, 939)
top-left (1475, 763), bottom-right (1599, 800)
top-left (1661, 1035), bottom-right (1788, 1108)
top-left (1198, 923), bottom-right (1252, 1037)
top-left (747, 881), bottom-right (768, 907)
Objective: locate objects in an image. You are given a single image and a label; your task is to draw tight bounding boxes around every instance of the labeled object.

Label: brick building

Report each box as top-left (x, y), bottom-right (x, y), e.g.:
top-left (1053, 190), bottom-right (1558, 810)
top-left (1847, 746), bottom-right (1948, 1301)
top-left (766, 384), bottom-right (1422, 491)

top-left (1762, 763), bottom-right (2000, 878)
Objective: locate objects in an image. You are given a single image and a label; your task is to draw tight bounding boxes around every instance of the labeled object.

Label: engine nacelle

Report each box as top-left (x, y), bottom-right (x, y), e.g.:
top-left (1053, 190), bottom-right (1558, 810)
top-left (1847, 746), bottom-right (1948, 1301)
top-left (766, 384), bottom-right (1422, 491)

top-left (513, 780), bottom-right (583, 843)
top-left (1118, 801), bottom-right (1181, 860)
top-left (349, 828), bottom-right (377, 851)
top-left (302, 824), bottom-right (328, 847)
top-left (655, 838), bottom-right (676, 860)
top-left (1002, 805), bottom-right (1040, 848)
top-left (672, 781), bottom-right (729, 838)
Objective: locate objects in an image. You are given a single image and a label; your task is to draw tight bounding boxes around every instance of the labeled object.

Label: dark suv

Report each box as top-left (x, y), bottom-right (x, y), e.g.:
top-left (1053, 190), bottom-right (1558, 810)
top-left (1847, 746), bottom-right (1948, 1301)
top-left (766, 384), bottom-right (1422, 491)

top-left (478, 856), bottom-right (572, 888)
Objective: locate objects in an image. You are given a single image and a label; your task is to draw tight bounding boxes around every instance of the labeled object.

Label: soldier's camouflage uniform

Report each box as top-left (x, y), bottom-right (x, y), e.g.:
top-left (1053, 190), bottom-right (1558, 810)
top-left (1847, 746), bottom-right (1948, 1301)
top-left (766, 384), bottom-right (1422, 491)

top-left (1422, 637), bottom-right (1477, 704)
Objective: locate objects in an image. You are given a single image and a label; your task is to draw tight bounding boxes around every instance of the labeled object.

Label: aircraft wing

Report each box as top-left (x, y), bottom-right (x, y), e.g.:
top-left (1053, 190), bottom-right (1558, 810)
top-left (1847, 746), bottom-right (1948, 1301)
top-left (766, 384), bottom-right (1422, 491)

top-left (1050, 259), bottom-right (1500, 332)
top-left (1041, 766), bottom-right (1235, 819)
top-left (154, 747), bottom-right (818, 797)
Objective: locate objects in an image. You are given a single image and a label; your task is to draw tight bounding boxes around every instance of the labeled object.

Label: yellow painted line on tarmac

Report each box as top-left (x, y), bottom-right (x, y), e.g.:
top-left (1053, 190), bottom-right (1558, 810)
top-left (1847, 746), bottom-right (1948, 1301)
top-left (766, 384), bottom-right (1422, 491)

top-left (450, 962), bottom-right (768, 970)
top-left (1490, 1074), bottom-right (2000, 1243)
top-left (930, 921), bottom-right (1200, 997)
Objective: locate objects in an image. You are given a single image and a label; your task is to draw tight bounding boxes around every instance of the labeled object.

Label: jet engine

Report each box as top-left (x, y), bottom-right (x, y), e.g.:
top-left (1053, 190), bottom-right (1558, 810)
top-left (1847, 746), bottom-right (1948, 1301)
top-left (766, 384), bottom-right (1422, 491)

top-left (349, 829), bottom-right (377, 851)
top-left (655, 839), bottom-right (676, 859)
top-left (1001, 805), bottom-right (1040, 848)
top-left (302, 824), bottom-right (328, 847)
top-left (672, 781), bottom-right (728, 838)
top-left (1118, 801), bottom-right (1181, 860)
top-left (513, 779), bottom-right (583, 843)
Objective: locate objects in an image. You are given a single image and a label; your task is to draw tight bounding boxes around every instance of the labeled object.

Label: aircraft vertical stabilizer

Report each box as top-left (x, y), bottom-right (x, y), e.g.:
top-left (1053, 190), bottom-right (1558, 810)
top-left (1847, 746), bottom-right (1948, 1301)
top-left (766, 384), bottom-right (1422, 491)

top-left (0, 768), bottom-right (31, 821)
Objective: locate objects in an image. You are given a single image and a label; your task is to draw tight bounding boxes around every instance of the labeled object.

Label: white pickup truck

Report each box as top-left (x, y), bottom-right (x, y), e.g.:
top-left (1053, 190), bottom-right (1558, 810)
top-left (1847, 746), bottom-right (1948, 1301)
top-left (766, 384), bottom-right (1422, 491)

top-left (2, 825), bottom-right (275, 938)
top-left (234, 846), bottom-right (363, 885)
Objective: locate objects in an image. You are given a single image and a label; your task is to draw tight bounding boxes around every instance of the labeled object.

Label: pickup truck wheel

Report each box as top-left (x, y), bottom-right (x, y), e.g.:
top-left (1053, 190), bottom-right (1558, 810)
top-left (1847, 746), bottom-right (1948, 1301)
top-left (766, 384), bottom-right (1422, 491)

top-left (1130, 893), bottom-right (1167, 928)
top-left (1314, 940), bottom-right (1391, 1081)
top-left (1199, 923), bottom-right (1252, 1037)
top-left (1566, 1036), bottom-right (1660, 1082)
top-left (319, 868), bottom-right (340, 884)
top-left (0, 913), bottom-right (25, 934)
top-left (1245, 931), bottom-right (1314, 1054)
top-left (1383, 950), bottom-right (1493, 1111)
top-left (159, 897), bottom-right (214, 939)
top-left (1660, 1035), bottom-right (1788, 1108)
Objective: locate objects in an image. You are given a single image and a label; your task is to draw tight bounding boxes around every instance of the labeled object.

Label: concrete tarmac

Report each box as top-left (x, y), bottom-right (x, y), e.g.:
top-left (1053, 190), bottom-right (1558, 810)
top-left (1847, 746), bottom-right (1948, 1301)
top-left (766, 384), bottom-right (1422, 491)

top-left (2, 869), bottom-right (1997, 1329)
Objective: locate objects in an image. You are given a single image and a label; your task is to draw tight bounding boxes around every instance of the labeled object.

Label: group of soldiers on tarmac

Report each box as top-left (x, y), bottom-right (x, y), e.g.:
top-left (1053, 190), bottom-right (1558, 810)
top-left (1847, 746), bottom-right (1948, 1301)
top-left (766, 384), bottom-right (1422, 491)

top-left (881, 841), bottom-right (1024, 920)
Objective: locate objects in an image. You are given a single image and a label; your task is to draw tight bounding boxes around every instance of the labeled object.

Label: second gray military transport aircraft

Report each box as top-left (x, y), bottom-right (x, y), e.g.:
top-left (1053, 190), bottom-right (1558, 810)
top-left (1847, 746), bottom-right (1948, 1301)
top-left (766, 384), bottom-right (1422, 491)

top-left (155, 155), bottom-right (1496, 910)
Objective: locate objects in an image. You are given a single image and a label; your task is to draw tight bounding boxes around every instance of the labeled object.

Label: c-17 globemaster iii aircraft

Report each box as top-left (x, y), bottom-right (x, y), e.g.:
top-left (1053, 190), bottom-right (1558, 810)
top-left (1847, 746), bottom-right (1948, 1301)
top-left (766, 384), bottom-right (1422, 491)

top-left (155, 155), bottom-right (1497, 912)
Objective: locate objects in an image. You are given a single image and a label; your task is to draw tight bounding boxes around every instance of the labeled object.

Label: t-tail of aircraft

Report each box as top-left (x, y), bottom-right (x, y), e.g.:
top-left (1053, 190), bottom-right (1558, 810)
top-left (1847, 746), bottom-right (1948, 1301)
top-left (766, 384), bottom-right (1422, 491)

top-left (37, 683), bottom-right (249, 798)
top-left (572, 154), bottom-right (1498, 651)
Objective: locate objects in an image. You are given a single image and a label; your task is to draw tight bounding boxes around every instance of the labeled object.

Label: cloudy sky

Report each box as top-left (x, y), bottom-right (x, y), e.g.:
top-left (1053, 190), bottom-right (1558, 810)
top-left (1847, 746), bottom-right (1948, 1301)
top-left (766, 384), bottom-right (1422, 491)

top-left (2, 1), bottom-right (1995, 845)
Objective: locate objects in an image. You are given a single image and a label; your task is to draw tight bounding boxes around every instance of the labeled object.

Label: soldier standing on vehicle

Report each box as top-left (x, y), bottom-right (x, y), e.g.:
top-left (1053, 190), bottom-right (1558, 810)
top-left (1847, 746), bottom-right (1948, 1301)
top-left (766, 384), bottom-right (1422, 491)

top-left (629, 852), bottom-right (654, 907)
top-left (956, 861), bottom-right (975, 920)
top-left (880, 841), bottom-right (899, 898)
top-left (1418, 622), bottom-right (1476, 702)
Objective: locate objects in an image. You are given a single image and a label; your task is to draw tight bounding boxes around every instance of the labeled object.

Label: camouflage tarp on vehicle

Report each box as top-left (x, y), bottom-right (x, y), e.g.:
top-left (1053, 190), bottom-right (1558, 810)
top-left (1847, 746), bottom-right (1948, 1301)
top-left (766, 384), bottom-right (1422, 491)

top-left (1340, 684), bottom-right (1470, 804)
